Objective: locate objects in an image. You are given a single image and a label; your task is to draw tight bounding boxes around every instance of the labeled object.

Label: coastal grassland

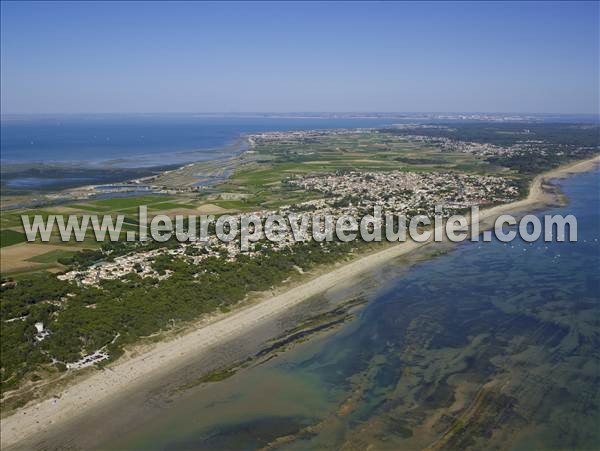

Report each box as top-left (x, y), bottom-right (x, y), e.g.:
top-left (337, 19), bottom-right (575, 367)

top-left (148, 152), bottom-right (261, 188)
top-left (89, 195), bottom-right (174, 210)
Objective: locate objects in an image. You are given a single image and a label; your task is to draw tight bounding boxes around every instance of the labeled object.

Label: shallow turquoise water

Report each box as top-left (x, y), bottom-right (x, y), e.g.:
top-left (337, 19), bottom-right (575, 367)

top-left (108, 169), bottom-right (600, 450)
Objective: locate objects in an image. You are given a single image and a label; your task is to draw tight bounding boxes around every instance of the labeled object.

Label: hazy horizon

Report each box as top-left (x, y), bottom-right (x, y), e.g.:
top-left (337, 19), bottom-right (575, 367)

top-left (2, 111), bottom-right (599, 117)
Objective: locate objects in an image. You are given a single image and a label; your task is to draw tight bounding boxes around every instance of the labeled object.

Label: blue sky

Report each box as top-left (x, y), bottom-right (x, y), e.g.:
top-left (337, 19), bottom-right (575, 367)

top-left (1, 1), bottom-right (598, 114)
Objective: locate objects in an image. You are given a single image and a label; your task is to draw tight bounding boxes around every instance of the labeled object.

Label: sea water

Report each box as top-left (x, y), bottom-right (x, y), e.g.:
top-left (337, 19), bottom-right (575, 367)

top-left (0, 115), bottom-right (403, 167)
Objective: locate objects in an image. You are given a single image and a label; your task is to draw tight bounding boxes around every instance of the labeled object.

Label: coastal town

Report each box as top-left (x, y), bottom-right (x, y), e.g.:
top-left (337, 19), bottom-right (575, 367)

top-left (57, 169), bottom-right (519, 290)
top-left (385, 124), bottom-right (600, 160)
top-left (287, 170), bottom-right (518, 213)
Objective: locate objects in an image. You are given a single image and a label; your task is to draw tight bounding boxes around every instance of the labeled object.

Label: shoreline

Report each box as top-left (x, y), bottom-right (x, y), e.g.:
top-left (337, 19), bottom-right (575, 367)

top-left (0, 136), bottom-right (249, 170)
top-left (1, 155), bottom-right (599, 449)
top-left (0, 136), bottom-right (250, 211)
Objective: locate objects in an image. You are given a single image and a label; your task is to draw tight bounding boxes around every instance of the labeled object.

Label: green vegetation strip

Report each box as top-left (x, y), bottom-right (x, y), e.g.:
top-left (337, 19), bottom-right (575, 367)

top-left (0, 230), bottom-right (27, 248)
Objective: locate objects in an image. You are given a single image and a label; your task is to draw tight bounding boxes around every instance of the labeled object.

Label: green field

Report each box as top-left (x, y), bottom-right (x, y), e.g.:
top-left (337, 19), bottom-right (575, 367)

top-left (86, 195), bottom-right (175, 210)
top-left (0, 230), bottom-right (27, 248)
top-left (26, 249), bottom-right (79, 264)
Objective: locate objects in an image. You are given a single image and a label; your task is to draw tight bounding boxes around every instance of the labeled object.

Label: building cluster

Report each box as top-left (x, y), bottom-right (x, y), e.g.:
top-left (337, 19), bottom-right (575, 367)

top-left (59, 248), bottom-right (166, 285)
top-left (58, 230), bottom-right (265, 287)
top-left (397, 133), bottom-right (597, 160)
top-left (390, 124), bottom-right (456, 131)
top-left (66, 350), bottom-right (110, 370)
top-left (248, 128), bottom-right (374, 146)
top-left (399, 134), bottom-right (516, 157)
top-left (288, 170), bottom-right (519, 215)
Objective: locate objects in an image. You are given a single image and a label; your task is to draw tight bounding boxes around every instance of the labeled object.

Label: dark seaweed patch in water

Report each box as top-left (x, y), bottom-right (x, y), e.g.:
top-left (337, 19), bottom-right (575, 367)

top-left (164, 416), bottom-right (314, 451)
top-left (255, 317), bottom-right (349, 360)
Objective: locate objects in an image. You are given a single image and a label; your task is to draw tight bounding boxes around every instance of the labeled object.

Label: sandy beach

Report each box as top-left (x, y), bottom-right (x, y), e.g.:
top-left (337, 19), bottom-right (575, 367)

top-left (1, 155), bottom-right (599, 449)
